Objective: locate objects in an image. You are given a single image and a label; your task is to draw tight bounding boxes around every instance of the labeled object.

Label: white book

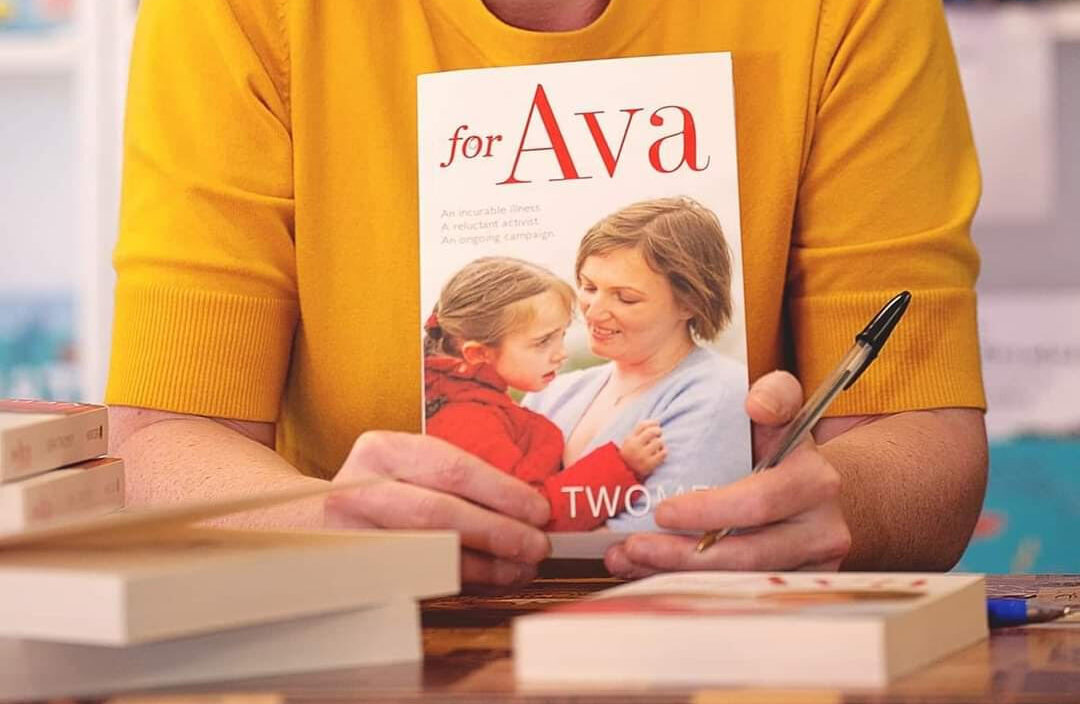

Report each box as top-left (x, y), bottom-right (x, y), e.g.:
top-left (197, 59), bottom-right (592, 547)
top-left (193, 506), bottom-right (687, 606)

top-left (417, 54), bottom-right (751, 557)
top-left (0, 597), bottom-right (421, 701)
top-left (0, 399), bottom-right (108, 482)
top-left (0, 456), bottom-right (124, 534)
top-left (0, 527), bottom-right (458, 645)
top-left (514, 572), bottom-right (988, 687)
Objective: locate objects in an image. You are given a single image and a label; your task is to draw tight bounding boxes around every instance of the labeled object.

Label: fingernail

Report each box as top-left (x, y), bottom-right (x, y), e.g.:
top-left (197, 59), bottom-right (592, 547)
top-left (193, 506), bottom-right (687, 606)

top-left (515, 563), bottom-right (538, 584)
top-left (499, 561), bottom-right (536, 585)
top-left (490, 527), bottom-right (528, 560)
top-left (529, 496), bottom-right (551, 526)
top-left (494, 561), bottom-right (522, 585)
top-left (528, 531), bottom-right (551, 561)
top-left (626, 539), bottom-right (653, 563)
top-left (655, 503), bottom-right (675, 526)
top-left (749, 389), bottom-right (780, 416)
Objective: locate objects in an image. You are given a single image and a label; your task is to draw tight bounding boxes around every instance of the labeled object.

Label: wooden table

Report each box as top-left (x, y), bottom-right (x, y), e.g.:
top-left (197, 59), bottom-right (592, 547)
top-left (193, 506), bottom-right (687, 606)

top-left (117, 575), bottom-right (1080, 704)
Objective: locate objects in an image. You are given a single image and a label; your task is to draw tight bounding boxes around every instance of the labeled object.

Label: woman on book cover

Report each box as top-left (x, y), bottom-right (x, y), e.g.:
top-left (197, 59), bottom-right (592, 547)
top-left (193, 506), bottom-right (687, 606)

top-left (423, 256), bottom-right (665, 531)
top-left (525, 197), bottom-right (750, 531)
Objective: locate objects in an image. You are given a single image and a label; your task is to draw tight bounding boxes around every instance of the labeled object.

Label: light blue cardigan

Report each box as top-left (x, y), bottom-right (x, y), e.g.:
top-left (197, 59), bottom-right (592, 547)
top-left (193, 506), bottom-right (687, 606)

top-left (524, 346), bottom-right (752, 531)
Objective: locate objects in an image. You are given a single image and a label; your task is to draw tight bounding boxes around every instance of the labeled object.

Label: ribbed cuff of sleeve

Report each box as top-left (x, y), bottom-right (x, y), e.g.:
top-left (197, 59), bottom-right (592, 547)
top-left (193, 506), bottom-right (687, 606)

top-left (790, 288), bottom-right (986, 416)
top-left (105, 283), bottom-right (299, 421)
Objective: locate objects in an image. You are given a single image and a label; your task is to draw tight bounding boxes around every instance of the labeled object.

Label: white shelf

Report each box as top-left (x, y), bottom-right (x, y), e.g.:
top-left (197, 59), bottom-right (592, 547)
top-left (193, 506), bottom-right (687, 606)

top-left (0, 33), bottom-right (79, 76)
top-left (1057, 3), bottom-right (1080, 40)
top-left (947, 2), bottom-right (1080, 41)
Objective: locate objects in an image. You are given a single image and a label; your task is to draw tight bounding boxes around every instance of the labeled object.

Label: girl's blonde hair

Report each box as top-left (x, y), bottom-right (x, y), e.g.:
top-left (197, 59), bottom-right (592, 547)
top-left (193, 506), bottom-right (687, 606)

top-left (424, 257), bottom-right (575, 357)
top-left (575, 196), bottom-right (733, 342)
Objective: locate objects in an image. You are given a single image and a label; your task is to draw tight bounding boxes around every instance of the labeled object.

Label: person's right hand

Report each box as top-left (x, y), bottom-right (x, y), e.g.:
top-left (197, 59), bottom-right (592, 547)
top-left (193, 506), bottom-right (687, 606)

top-left (619, 419), bottom-right (666, 478)
top-left (323, 431), bottom-right (551, 587)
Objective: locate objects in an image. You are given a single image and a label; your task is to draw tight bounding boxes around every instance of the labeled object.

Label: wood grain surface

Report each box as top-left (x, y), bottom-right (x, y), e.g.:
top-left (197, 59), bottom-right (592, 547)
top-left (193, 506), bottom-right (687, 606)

top-left (106, 574), bottom-right (1080, 704)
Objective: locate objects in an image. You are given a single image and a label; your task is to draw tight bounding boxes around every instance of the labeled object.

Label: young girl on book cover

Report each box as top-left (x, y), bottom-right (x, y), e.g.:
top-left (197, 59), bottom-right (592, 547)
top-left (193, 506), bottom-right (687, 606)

top-left (423, 256), bottom-right (664, 531)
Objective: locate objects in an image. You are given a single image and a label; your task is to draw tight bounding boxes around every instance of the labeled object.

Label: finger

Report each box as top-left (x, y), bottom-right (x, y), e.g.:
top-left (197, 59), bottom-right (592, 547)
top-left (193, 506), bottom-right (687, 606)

top-left (630, 430), bottom-right (660, 444)
top-left (328, 479), bottom-right (550, 563)
top-left (619, 532), bottom-right (721, 571)
top-left (460, 550), bottom-right (538, 587)
top-left (655, 445), bottom-right (839, 531)
top-left (343, 431), bottom-right (550, 526)
top-left (621, 515), bottom-right (849, 572)
top-left (322, 498), bottom-right (376, 529)
top-left (746, 370), bottom-right (803, 425)
top-left (796, 557), bottom-right (846, 572)
top-left (714, 514), bottom-right (850, 571)
top-left (603, 542), bottom-right (661, 580)
top-left (746, 371), bottom-right (804, 460)
top-left (639, 426), bottom-right (663, 443)
top-left (635, 419), bottom-right (661, 432)
top-left (747, 372), bottom-right (803, 460)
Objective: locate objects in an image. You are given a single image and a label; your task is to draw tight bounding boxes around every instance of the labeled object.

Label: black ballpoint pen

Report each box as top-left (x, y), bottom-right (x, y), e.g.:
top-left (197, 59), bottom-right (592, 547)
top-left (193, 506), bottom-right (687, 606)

top-left (696, 291), bottom-right (912, 552)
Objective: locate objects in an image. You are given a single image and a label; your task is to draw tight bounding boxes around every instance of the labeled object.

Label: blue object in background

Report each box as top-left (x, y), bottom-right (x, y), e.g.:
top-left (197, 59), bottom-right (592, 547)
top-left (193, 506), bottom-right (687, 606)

top-left (956, 437), bottom-right (1080, 574)
top-left (0, 0), bottom-right (73, 33)
top-left (0, 291), bottom-right (79, 401)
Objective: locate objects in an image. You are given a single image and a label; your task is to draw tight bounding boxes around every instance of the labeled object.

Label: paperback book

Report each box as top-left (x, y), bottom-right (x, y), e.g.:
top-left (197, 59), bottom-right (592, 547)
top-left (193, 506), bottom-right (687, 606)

top-left (0, 456), bottom-right (124, 534)
top-left (0, 482), bottom-right (459, 646)
top-left (417, 53), bottom-right (752, 556)
top-left (0, 598), bottom-right (422, 701)
top-left (0, 399), bottom-right (108, 481)
top-left (514, 571), bottom-right (989, 687)
top-left (0, 480), bottom-right (457, 700)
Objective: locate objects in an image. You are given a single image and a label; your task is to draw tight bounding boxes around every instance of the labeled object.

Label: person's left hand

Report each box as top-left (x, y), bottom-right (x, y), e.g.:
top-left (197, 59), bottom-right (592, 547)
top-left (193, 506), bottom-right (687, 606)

top-left (604, 371), bottom-right (852, 577)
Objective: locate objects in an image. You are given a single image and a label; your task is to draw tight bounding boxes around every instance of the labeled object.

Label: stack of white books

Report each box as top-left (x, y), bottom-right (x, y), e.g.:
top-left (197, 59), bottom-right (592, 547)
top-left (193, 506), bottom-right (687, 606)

top-left (0, 485), bottom-right (459, 700)
top-left (0, 399), bottom-right (123, 535)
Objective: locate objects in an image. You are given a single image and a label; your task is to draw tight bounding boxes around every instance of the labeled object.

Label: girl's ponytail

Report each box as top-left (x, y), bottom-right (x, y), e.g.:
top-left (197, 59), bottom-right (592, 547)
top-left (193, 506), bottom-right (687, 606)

top-left (422, 308), bottom-right (445, 356)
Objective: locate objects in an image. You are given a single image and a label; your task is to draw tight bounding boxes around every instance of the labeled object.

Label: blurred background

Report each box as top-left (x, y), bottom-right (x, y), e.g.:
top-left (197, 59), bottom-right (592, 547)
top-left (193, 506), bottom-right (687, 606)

top-left (0, 0), bottom-right (1076, 571)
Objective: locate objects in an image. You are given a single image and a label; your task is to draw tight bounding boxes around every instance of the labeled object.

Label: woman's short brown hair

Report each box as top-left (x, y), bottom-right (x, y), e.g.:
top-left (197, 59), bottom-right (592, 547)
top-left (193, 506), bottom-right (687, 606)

top-left (575, 196), bottom-right (734, 342)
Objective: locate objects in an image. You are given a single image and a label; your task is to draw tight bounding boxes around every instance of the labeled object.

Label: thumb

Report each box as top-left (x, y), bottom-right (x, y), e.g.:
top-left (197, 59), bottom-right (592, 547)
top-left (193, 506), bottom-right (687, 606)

top-left (747, 370), bottom-right (804, 460)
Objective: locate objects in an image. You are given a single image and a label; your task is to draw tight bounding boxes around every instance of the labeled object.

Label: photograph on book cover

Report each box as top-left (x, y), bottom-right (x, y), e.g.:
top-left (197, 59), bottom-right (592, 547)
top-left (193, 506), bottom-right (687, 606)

top-left (417, 54), bottom-right (751, 555)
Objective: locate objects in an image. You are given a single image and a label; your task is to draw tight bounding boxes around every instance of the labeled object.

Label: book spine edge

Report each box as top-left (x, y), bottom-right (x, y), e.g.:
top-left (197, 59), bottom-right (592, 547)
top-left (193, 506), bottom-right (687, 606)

top-left (0, 410), bottom-right (109, 481)
top-left (0, 460), bottom-right (125, 531)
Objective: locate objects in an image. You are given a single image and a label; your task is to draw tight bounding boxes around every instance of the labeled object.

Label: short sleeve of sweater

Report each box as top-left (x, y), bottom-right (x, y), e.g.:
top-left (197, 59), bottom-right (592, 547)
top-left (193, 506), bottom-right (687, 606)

top-left (105, 0), bottom-right (297, 421)
top-left (791, 0), bottom-right (985, 415)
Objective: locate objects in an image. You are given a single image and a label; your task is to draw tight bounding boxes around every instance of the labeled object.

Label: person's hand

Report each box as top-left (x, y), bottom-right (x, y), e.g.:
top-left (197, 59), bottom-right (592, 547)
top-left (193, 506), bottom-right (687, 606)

top-left (619, 419), bottom-right (666, 478)
top-left (604, 371), bottom-right (852, 577)
top-left (324, 431), bottom-right (551, 587)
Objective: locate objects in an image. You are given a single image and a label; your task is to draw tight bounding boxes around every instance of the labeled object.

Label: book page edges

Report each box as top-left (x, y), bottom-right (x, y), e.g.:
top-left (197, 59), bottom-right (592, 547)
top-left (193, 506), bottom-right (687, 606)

top-left (0, 478), bottom-right (381, 550)
top-left (0, 528), bottom-right (458, 645)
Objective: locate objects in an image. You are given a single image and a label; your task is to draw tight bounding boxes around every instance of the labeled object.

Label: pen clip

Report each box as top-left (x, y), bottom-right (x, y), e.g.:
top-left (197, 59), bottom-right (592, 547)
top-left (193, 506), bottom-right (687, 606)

top-left (843, 291), bottom-right (912, 390)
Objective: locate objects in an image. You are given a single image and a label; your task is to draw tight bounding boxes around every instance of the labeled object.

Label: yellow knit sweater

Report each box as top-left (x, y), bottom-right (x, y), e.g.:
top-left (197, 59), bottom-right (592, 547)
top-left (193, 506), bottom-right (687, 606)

top-left (107, 0), bottom-right (985, 479)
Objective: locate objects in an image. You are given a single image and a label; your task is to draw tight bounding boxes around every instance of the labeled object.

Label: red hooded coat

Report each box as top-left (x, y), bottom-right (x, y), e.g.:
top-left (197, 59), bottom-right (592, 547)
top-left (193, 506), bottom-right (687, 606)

top-left (424, 355), bottom-right (638, 531)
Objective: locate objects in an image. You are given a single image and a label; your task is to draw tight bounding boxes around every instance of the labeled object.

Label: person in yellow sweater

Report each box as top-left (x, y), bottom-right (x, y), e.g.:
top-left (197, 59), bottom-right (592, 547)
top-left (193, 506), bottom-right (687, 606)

top-left (107, 0), bottom-right (988, 585)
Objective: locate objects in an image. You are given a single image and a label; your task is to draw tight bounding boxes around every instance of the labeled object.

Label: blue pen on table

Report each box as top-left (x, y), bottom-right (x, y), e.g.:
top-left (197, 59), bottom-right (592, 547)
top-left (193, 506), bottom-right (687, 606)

top-left (987, 598), bottom-right (1075, 629)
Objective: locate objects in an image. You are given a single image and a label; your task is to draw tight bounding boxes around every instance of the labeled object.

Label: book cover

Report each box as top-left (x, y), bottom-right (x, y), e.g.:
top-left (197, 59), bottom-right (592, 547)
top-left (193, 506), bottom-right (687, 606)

top-left (0, 598), bottom-right (422, 701)
top-left (0, 526), bottom-right (459, 646)
top-left (417, 54), bottom-right (751, 555)
top-left (0, 478), bottom-right (352, 550)
top-left (0, 456), bottom-right (124, 534)
top-left (514, 572), bottom-right (989, 686)
top-left (0, 399), bottom-right (108, 481)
